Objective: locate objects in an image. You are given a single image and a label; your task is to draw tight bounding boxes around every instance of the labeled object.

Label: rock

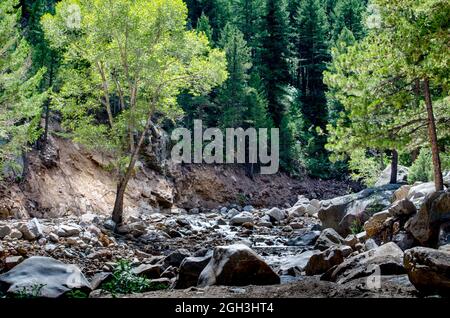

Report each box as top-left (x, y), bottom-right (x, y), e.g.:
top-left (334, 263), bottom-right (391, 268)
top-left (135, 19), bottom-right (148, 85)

top-left (407, 182), bottom-right (443, 203)
top-left (356, 231), bottom-right (367, 242)
top-left (175, 252), bottom-right (213, 289)
top-left (286, 230), bottom-right (320, 247)
top-left (392, 185), bottom-right (411, 202)
top-left (364, 210), bottom-right (390, 238)
top-left (440, 222), bottom-right (450, 246)
top-left (8, 229), bottom-right (22, 239)
top-left (388, 199), bottom-right (416, 217)
top-left (116, 222), bottom-right (146, 236)
top-left (188, 208), bottom-right (200, 215)
top-left (227, 208), bottom-right (240, 219)
top-left (0, 256), bottom-right (91, 298)
top-left (198, 244), bottom-right (280, 287)
top-left (161, 266), bottom-right (177, 279)
top-left (103, 219), bottom-right (116, 231)
top-left (266, 207), bottom-right (286, 222)
top-left (0, 225), bottom-right (12, 239)
top-left (375, 165), bottom-right (409, 187)
top-left (392, 232), bottom-right (415, 251)
top-left (290, 222), bottom-right (304, 230)
top-left (318, 184), bottom-right (400, 236)
top-left (343, 235), bottom-right (358, 249)
top-left (5, 256), bottom-right (24, 270)
top-left (314, 228), bottom-right (345, 251)
top-left (439, 244), bottom-right (450, 253)
top-left (18, 218), bottom-right (43, 241)
top-left (279, 250), bottom-right (320, 276)
top-left (45, 243), bottom-right (58, 253)
top-left (57, 224), bottom-right (81, 237)
top-left (80, 213), bottom-right (100, 224)
top-left (48, 232), bottom-right (59, 242)
top-left (364, 238), bottom-right (379, 251)
top-left (404, 247), bottom-right (450, 296)
top-left (324, 242), bottom-right (405, 284)
top-left (229, 212), bottom-right (254, 226)
top-left (305, 247), bottom-right (346, 276)
top-left (407, 191), bottom-right (450, 246)
top-left (90, 272), bottom-right (112, 290)
top-left (243, 205), bottom-right (254, 212)
top-left (87, 249), bottom-right (112, 260)
top-left (164, 249), bottom-right (191, 268)
top-left (131, 264), bottom-right (162, 279)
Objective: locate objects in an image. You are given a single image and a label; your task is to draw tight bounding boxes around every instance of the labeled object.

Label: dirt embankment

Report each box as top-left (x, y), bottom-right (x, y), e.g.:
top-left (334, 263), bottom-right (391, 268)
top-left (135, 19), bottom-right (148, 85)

top-left (0, 135), bottom-right (360, 220)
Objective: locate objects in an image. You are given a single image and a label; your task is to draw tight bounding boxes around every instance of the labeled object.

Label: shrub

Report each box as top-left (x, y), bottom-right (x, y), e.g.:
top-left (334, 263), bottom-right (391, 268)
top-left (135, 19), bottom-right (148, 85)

top-left (408, 148), bottom-right (433, 183)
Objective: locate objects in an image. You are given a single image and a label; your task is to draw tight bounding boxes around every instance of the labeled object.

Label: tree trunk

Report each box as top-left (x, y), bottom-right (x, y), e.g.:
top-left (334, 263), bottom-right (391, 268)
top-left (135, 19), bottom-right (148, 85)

top-left (390, 149), bottom-right (398, 184)
top-left (111, 112), bottom-right (155, 225)
top-left (42, 56), bottom-right (54, 149)
top-left (423, 78), bottom-right (444, 191)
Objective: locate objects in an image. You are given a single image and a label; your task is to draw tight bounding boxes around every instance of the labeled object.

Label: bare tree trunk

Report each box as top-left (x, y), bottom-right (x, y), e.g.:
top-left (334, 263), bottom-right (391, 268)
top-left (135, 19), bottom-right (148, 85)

top-left (42, 55), bottom-right (54, 149)
top-left (390, 149), bottom-right (398, 184)
top-left (423, 78), bottom-right (444, 191)
top-left (111, 112), bottom-right (154, 225)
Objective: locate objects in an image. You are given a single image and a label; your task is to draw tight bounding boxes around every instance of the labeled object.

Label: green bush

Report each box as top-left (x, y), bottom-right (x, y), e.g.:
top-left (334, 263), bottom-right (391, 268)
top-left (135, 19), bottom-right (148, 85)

top-left (102, 260), bottom-right (167, 296)
top-left (408, 148), bottom-right (433, 183)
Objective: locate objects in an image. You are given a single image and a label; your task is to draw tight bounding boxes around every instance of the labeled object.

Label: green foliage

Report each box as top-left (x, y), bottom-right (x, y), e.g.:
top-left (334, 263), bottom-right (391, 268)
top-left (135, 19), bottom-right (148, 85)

top-left (11, 284), bottom-right (46, 299)
top-left (0, 0), bottom-right (46, 179)
top-left (65, 290), bottom-right (89, 298)
top-left (102, 260), bottom-right (167, 296)
top-left (348, 149), bottom-right (384, 187)
top-left (41, 0), bottom-right (227, 177)
top-left (350, 218), bottom-right (364, 235)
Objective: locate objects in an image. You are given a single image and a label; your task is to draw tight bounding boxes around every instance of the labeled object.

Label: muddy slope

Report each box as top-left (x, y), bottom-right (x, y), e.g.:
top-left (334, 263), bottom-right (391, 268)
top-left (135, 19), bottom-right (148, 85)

top-left (0, 135), bottom-right (359, 219)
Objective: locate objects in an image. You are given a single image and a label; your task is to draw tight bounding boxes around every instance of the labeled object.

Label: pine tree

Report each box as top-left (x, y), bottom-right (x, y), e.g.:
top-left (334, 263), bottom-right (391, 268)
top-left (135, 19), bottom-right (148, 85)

top-left (331, 0), bottom-right (367, 42)
top-left (196, 12), bottom-right (213, 43)
top-left (217, 24), bottom-right (252, 128)
top-left (261, 0), bottom-right (291, 128)
top-left (0, 0), bottom-right (46, 179)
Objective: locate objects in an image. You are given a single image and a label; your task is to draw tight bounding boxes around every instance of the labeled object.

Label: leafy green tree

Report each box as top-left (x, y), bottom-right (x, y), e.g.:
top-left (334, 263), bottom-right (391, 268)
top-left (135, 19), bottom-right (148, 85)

top-left (42, 0), bottom-right (227, 224)
top-left (330, 0), bottom-right (366, 42)
top-left (0, 0), bottom-right (46, 179)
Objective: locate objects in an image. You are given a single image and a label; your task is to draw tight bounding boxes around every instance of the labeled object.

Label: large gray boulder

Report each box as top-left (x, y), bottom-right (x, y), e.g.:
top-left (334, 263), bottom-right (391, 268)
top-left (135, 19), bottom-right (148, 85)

top-left (314, 228), bottom-right (345, 251)
top-left (404, 247), bottom-right (450, 296)
top-left (18, 218), bottom-right (43, 241)
top-left (0, 256), bottom-right (91, 298)
top-left (279, 250), bottom-right (320, 276)
top-left (198, 244), bottom-right (280, 287)
top-left (175, 252), bottom-right (213, 289)
top-left (406, 191), bottom-right (450, 247)
top-left (375, 165), bottom-right (409, 187)
top-left (229, 212), bottom-right (254, 226)
top-left (318, 184), bottom-right (400, 236)
top-left (323, 242), bottom-right (405, 284)
top-left (304, 247), bottom-right (350, 276)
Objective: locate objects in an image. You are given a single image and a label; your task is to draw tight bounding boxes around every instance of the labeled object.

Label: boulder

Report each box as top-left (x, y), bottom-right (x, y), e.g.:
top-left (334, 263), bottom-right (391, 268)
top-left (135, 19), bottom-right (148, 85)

top-left (229, 212), bottom-right (254, 226)
top-left (0, 225), bottom-right (11, 239)
top-left (392, 185), bottom-right (411, 203)
top-left (404, 247), bottom-right (450, 296)
top-left (175, 252), bottom-right (213, 289)
top-left (314, 228), bottom-right (345, 251)
top-left (57, 224), bottom-right (81, 237)
top-left (388, 199), bottom-right (416, 217)
top-left (304, 247), bottom-right (346, 276)
top-left (364, 210), bottom-right (390, 238)
top-left (0, 256), bottom-right (91, 298)
top-left (18, 218), bottom-right (43, 241)
top-left (5, 256), bottom-right (24, 270)
top-left (198, 244), bottom-right (280, 287)
top-left (279, 250), bottom-right (320, 276)
top-left (392, 232), bottom-right (415, 251)
top-left (324, 242), bottom-right (405, 284)
top-left (286, 230), bottom-right (320, 247)
top-left (407, 181), bottom-right (446, 203)
top-left (364, 238), bottom-right (379, 251)
top-left (318, 184), bottom-right (400, 236)
top-left (131, 264), bottom-right (162, 279)
top-left (406, 191), bottom-right (450, 247)
top-left (375, 165), bottom-right (409, 187)
top-left (163, 249), bottom-right (191, 268)
top-left (266, 208), bottom-right (286, 222)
